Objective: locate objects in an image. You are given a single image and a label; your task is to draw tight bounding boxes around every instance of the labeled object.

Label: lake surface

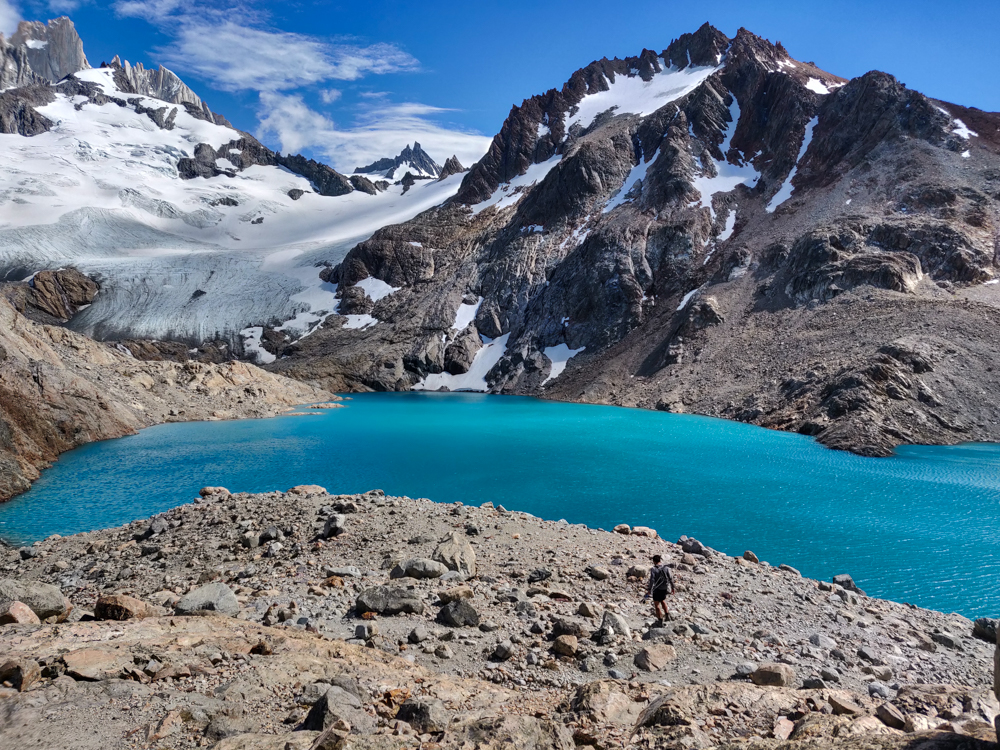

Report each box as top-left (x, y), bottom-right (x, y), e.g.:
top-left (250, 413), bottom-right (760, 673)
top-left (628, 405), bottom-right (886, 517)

top-left (2, 392), bottom-right (998, 617)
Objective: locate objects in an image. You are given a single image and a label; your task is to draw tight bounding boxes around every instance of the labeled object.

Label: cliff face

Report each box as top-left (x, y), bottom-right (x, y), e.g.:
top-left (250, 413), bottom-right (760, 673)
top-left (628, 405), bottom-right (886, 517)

top-left (263, 24), bottom-right (1000, 457)
top-left (0, 296), bottom-right (332, 501)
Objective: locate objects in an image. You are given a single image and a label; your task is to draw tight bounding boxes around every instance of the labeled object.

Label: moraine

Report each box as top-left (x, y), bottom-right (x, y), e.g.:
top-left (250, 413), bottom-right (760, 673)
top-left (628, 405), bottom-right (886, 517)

top-left (1, 393), bottom-right (999, 618)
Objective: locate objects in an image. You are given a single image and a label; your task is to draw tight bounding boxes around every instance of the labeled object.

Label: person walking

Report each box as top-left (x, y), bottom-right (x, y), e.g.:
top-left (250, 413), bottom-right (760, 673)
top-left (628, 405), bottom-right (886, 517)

top-left (643, 554), bottom-right (675, 623)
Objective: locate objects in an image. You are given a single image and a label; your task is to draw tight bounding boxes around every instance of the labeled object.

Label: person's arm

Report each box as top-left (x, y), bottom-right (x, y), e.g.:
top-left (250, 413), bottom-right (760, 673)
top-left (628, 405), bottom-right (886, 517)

top-left (644, 569), bottom-right (653, 597)
top-left (666, 566), bottom-right (676, 593)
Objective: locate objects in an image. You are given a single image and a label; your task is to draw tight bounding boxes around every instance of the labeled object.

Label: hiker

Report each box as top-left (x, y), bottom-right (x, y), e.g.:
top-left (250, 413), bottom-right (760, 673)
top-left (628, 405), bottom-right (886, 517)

top-left (643, 554), bottom-right (675, 622)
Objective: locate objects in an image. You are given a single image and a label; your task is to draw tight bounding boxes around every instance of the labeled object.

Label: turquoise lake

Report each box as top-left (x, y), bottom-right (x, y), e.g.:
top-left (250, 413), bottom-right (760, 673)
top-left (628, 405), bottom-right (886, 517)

top-left (1, 392), bottom-right (998, 617)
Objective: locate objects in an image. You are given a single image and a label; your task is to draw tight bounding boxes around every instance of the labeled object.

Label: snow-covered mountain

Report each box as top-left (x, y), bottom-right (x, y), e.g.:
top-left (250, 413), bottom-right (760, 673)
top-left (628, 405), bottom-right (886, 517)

top-left (354, 142), bottom-right (443, 180)
top-left (0, 18), bottom-right (469, 353)
top-left (270, 24), bottom-right (1000, 456)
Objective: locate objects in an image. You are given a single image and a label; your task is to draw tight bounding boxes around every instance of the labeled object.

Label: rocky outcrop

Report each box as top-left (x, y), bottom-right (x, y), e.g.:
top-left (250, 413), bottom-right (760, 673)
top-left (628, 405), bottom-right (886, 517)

top-left (105, 55), bottom-right (203, 108)
top-left (0, 84), bottom-right (54, 135)
top-left (9, 17), bottom-right (89, 82)
top-left (1, 268), bottom-right (98, 323)
top-left (1, 486), bottom-right (996, 748)
top-left (438, 155), bottom-right (466, 180)
top-left (0, 296), bottom-right (333, 501)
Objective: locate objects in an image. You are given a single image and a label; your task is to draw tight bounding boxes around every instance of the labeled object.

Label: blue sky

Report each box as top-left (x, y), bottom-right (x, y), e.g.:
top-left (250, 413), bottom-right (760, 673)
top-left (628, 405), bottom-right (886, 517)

top-left (2, 0), bottom-right (997, 171)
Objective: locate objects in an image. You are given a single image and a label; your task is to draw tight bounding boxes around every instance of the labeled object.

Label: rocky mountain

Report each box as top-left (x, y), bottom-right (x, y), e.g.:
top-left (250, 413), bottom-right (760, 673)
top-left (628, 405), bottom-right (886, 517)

top-left (355, 141), bottom-right (444, 180)
top-left (0, 17), bottom-right (469, 353)
top-left (264, 24), bottom-right (1000, 457)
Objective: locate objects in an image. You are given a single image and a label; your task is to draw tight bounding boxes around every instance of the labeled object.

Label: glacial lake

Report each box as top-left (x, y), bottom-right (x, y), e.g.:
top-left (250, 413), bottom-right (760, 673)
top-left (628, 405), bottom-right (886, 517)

top-left (1, 392), bottom-right (998, 618)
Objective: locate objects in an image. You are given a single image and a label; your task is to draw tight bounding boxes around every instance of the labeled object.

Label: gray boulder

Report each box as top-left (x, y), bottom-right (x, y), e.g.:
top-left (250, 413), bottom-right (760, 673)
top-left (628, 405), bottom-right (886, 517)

top-left (323, 514), bottom-right (347, 538)
top-left (437, 599), bottom-right (480, 627)
top-left (355, 586), bottom-right (425, 616)
top-left (396, 698), bottom-right (452, 733)
top-left (174, 583), bottom-right (239, 617)
top-left (832, 574), bottom-right (866, 596)
top-left (300, 685), bottom-right (375, 734)
top-left (390, 558), bottom-right (449, 580)
top-left (432, 531), bottom-right (477, 577)
top-left (0, 578), bottom-right (71, 621)
top-left (599, 610), bottom-right (631, 639)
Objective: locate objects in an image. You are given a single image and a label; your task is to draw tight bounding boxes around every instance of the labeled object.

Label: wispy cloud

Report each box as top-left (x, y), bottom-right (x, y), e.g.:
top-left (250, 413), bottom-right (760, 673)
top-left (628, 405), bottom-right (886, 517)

top-left (257, 92), bottom-right (491, 173)
top-left (0, 0), bottom-right (21, 36)
top-left (113, 0), bottom-right (489, 170)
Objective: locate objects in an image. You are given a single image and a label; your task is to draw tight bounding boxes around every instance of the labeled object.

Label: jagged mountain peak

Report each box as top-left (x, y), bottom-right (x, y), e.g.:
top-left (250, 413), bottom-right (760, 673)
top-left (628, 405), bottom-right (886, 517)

top-left (102, 54), bottom-right (205, 110)
top-left (355, 141), bottom-right (443, 180)
top-left (9, 16), bottom-right (89, 82)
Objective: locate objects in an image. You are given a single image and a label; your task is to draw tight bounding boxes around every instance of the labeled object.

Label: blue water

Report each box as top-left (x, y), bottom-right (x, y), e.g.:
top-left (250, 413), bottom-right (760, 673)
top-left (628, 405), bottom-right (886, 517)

top-left (1, 393), bottom-right (999, 617)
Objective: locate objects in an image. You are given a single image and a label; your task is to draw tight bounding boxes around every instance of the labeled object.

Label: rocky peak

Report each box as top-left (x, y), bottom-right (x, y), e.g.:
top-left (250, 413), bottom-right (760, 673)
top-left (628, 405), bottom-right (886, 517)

top-left (105, 55), bottom-right (204, 109)
top-left (355, 142), bottom-right (443, 179)
top-left (438, 155), bottom-right (466, 180)
top-left (10, 17), bottom-right (89, 82)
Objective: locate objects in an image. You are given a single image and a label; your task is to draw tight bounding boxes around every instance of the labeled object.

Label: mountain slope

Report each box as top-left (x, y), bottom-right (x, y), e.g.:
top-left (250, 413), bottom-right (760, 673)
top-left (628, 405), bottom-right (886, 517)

top-left (267, 24), bottom-right (1000, 456)
top-left (0, 17), bottom-right (466, 353)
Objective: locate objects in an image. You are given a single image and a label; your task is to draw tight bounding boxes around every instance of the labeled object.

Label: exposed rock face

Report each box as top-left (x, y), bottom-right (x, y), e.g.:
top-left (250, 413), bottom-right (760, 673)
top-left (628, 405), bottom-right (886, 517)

top-left (271, 23), bottom-right (1000, 457)
top-left (355, 142), bottom-right (443, 179)
top-left (9, 17), bottom-right (90, 82)
top-left (0, 295), bottom-right (333, 501)
top-left (0, 83), bottom-right (54, 135)
top-left (1, 268), bottom-right (98, 323)
top-left (106, 55), bottom-right (203, 108)
top-left (438, 155), bottom-right (466, 180)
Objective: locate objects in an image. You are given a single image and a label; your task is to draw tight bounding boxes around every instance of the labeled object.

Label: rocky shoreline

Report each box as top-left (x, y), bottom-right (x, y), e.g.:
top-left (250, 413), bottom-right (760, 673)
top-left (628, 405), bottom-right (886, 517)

top-left (1, 485), bottom-right (997, 749)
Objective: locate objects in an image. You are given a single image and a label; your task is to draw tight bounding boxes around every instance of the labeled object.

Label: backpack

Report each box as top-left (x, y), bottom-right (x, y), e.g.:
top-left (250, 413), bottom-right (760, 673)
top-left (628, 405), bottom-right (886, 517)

top-left (651, 564), bottom-right (671, 593)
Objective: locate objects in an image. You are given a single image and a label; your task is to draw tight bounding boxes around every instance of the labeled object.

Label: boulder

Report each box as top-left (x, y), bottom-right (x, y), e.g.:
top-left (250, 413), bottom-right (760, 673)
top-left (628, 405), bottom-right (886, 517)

top-left (390, 558), bottom-right (448, 580)
top-left (396, 698), bottom-right (451, 733)
top-left (437, 599), bottom-right (480, 627)
top-left (571, 681), bottom-right (635, 724)
top-left (199, 486), bottom-right (230, 497)
top-left (0, 600), bottom-right (41, 625)
top-left (876, 702), bottom-right (906, 729)
top-left (553, 635), bottom-right (578, 656)
top-left (0, 658), bottom-right (40, 691)
top-left (828, 693), bottom-right (865, 715)
top-left (749, 663), bottom-right (795, 687)
top-left (679, 537), bottom-right (711, 557)
top-left (438, 584), bottom-right (473, 604)
top-left (832, 573), bottom-right (866, 595)
top-left (972, 617), bottom-right (997, 643)
top-left (300, 685), bottom-right (376, 734)
top-left (585, 566), bottom-right (610, 581)
top-left (174, 583), bottom-right (239, 617)
top-left (0, 578), bottom-right (71, 621)
top-left (551, 617), bottom-right (589, 638)
top-left (432, 531), bottom-right (476, 577)
top-left (95, 593), bottom-right (166, 621)
top-left (808, 633), bottom-right (837, 650)
top-left (631, 526), bottom-right (658, 538)
top-left (626, 565), bottom-right (650, 579)
top-left (613, 524), bottom-right (630, 534)
top-left (599, 611), bottom-right (631, 639)
top-left (323, 514), bottom-right (347, 538)
top-left (289, 485), bottom-right (328, 495)
top-left (355, 586), bottom-right (425, 616)
top-left (493, 640), bottom-right (515, 661)
top-left (634, 644), bottom-right (677, 671)
top-left (743, 550), bottom-right (759, 563)
top-left (62, 648), bottom-right (119, 681)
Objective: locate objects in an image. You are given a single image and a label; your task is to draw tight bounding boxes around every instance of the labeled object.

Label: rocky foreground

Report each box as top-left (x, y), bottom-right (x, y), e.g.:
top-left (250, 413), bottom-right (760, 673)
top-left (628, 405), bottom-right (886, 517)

top-left (0, 293), bottom-right (334, 501)
top-left (1, 486), bottom-right (998, 749)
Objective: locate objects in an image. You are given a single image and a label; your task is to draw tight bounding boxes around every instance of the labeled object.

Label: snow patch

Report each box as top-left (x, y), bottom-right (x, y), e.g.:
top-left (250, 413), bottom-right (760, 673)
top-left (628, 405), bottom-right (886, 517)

top-left (936, 107), bottom-right (978, 140)
top-left (604, 148), bottom-right (657, 213)
top-left (690, 100), bottom-right (760, 220)
top-left (567, 61), bottom-right (719, 131)
top-left (354, 276), bottom-right (399, 302)
top-left (25, 39), bottom-right (48, 49)
top-left (677, 288), bottom-right (699, 311)
top-left (240, 326), bottom-right (275, 364)
top-left (472, 155), bottom-right (561, 215)
top-left (413, 333), bottom-right (510, 392)
top-left (452, 296), bottom-right (483, 331)
top-left (805, 78), bottom-right (830, 95)
top-left (766, 116), bottom-right (818, 213)
top-left (541, 344), bottom-right (586, 385)
top-left (343, 314), bottom-right (378, 329)
top-left (718, 208), bottom-right (737, 242)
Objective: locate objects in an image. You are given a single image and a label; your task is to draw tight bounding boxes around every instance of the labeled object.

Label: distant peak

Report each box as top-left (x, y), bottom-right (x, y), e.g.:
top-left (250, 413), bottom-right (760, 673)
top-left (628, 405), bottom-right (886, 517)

top-left (355, 142), bottom-right (443, 180)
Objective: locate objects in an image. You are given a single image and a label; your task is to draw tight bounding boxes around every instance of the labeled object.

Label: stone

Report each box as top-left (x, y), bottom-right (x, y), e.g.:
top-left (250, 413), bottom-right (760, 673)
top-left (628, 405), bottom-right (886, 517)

top-left (743, 550), bottom-right (759, 563)
top-left (857, 646), bottom-right (883, 664)
top-left (613, 524), bottom-right (630, 534)
top-left (832, 574), bottom-right (865, 595)
top-left (493, 640), bottom-right (515, 661)
top-left (778, 563), bottom-right (801, 576)
top-left (931, 631), bottom-right (963, 650)
top-left (199, 486), bottom-right (230, 497)
top-left (174, 583), bottom-right (239, 617)
top-left (973, 617), bottom-right (997, 643)
top-left (868, 681), bottom-right (893, 699)
top-left (391, 558), bottom-right (449, 580)
top-left (0, 600), bottom-right (41, 625)
top-left (438, 584), bottom-right (474, 604)
top-left (551, 617), bottom-right (589, 638)
top-left (301, 686), bottom-right (375, 734)
top-left (631, 526), bottom-right (657, 538)
top-left (62, 648), bottom-right (118, 681)
top-left (626, 565), bottom-right (650, 579)
top-left (289, 485), bottom-right (327, 496)
top-left (876, 702), bottom-right (906, 729)
top-left (749, 663), bottom-right (795, 687)
top-left (527, 568), bottom-right (552, 583)
top-left (577, 602), bottom-right (600, 618)
top-left (324, 566), bottom-right (361, 578)
top-left (0, 578), bottom-right (71, 621)
top-left (94, 593), bottom-right (165, 621)
top-left (434, 644), bottom-right (454, 659)
top-left (809, 633), bottom-right (837, 650)
top-left (323, 514), bottom-right (347, 538)
top-left (773, 717), bottom-right (794, 740)
top-left (408, 625), bottom-right (429, 644)
top-left (828, 693), bottom-right (865, 715)
top-left (437, 599), bottom-right (480, 627)
top-left (679, 537), bottom-right (711, 557)
top-left (600, 611), bottom-right (631, 640)
top-left (553, 635), bottom-right (578, 656)
top-left (355, 587), bottom-right (425, 616)
top-left (585, 566), bottom-right (610, 581)
top-left (396, 698), bottom-right (451, 733)
top-left (0, 658), bottom-right (40, 691)
top-left (432, 531), bottom-right (476, 577)
top-left (634, 644), bottom-right (677, 671)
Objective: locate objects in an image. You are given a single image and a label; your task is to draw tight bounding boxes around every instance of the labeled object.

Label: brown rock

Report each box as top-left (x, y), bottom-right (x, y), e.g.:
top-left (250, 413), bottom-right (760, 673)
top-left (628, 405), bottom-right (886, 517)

top-left (199, 486), bottom-right (231, 497)
top-left (289, 484), bottom-right (328, 495)
top-left (0, 658), bottom-right (40, 691)
top-left (94, 593), bottom-right (165, 621)
top-left (743, 550), bottom-right (759, 563)
top-left (749, 663), bottom-right (795, 687)
top-left (438, 584), bottom-right (474, 604)
top-left (62, 648), bottom-right (118, 681)
top-left (773, 717), bottom-right (794, 740)
top-left (634, 644), bottom-right (677, 671)
top-left (828, 692), bottom-right (865, 715)
top-left (0, 600), bottom-right (41, 625)
top-left (553, 635), bottom-right (578, 656)
top-left (876, 702), bottom-right (906, 729)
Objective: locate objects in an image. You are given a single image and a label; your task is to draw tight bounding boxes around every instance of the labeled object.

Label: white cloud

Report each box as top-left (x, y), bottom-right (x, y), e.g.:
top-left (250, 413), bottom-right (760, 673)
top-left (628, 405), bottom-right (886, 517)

top-left (257, 92), bottom-right (491, 173)
top-left (319, 89), bottom-right (342, 104)
top-left (0, 0), bottom-right (21, 37)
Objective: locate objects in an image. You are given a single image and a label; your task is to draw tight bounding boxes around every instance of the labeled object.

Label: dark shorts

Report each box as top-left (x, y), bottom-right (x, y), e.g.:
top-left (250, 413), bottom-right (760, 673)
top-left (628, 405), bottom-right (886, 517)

top-left (652, 590), bottom-right (667, 603)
